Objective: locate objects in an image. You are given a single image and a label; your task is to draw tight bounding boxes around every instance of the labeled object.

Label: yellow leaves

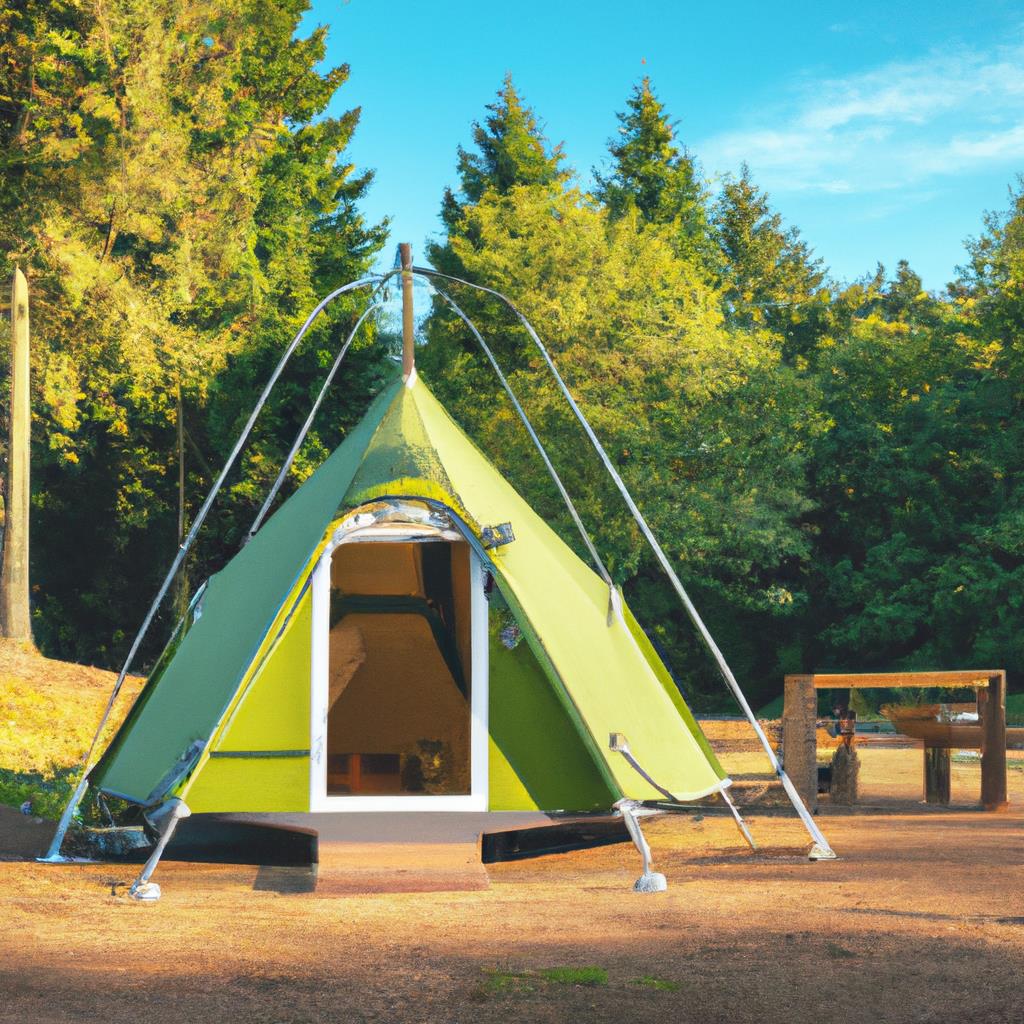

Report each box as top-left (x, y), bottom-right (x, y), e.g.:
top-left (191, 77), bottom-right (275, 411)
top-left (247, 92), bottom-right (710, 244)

top-left (970, 341), bottom-right (1003, 371)
top-left (47, 433), bottom-right (79, 465)
top-left (107, 415), bottom-right (129, 439)
top-left (78, 87), bottom-right (119, 125)
top-left (39, 135), bottom-right (89, 162)
top-left (39, 349), bottom-right (83, 433)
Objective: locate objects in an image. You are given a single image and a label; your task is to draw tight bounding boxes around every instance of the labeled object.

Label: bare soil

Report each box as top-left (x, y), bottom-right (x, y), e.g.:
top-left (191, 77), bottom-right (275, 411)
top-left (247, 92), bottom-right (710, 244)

top-left (2, 750), bottom-right (1023, 1023)
top-left (2, 667), bottom-right (1023, 1022)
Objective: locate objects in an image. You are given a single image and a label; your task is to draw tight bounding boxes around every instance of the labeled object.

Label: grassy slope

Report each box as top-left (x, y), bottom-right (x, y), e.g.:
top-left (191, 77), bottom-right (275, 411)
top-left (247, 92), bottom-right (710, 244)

top-left (0, 640), bottom-right (143, 817)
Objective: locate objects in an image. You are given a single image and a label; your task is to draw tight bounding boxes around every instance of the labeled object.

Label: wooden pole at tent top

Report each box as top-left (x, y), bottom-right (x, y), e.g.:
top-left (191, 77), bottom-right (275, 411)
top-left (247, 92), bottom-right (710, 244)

top-left (400, 242), bottom-right (414, 379)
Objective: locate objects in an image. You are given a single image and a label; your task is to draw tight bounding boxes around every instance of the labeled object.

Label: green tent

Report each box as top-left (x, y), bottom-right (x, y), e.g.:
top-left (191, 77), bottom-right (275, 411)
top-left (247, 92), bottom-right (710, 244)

top-left (91, 372), bottom-right (729, 816)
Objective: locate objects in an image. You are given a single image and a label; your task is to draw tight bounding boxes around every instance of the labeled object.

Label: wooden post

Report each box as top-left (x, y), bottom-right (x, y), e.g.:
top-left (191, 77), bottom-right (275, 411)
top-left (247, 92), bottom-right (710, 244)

top-left (782, 675), bottom-right (818, 812)
top-left (399, 242), bottom-right (414, 379)
top-left (1, 267), bottom-right (32, 641)
top-left (830, 743), bottom-right (860, 805)
top-left (923, 746), bottom-right (951, 805)
top-left (980, 673), bottom-right (1008, 811)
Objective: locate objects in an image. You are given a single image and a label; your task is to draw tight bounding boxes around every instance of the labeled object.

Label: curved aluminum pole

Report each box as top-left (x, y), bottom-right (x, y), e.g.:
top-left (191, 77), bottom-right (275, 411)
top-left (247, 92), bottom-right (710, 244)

top-left (246, 301), bottom-right (382, 540)
top-left (42, 273), bottom-right (390, 862)
top-left (410, 265), bottom-right (835, 858)
top-left (429, 286), bottom-right (612, 588)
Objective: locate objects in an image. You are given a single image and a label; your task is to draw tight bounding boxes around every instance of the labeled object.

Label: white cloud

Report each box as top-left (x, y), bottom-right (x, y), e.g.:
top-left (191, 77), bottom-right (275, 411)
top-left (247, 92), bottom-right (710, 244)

top-left (698, 41), bottom-right (1024, 196)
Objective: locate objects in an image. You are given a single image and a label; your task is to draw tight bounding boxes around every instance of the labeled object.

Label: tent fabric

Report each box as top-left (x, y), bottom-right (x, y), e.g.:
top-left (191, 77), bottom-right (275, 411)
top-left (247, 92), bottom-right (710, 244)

top-left (92, 371), bottom-right (727, 809)
top-left (91, 380), bottom-right (404, 803)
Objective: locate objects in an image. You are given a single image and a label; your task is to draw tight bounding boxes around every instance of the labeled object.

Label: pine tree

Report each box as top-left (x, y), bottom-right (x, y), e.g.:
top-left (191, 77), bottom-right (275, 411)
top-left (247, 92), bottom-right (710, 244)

top-left (439, 74), bottom-right (564, 234)
top-left (712, 164), bottom-right (825, 359)
top-left (0, 0), bottom-right (386, 665)
top-left (594, 77), bottom-right (710, 258)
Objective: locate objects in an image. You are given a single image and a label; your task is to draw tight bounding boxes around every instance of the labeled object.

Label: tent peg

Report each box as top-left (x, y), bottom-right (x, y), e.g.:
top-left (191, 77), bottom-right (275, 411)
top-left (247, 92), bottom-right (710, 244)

top-left (128, 798), bottom-right (191, 902)
top-left (615, 799), bottom-right (667, 893)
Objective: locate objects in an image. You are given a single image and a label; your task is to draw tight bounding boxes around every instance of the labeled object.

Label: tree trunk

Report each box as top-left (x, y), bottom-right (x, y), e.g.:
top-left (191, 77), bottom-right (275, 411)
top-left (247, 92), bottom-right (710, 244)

top-left (1, 267), bottom-right (32, 640)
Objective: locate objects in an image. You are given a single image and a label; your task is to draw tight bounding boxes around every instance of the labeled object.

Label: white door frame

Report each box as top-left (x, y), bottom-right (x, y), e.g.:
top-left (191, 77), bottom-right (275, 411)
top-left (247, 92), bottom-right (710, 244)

top-left (309, 514), bottom-right (489, 812)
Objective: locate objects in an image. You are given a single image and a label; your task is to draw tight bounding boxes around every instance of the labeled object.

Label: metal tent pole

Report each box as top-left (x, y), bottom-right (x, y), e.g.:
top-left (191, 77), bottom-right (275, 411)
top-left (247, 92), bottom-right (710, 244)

top-left (412, 266), bottom-right (835, 860)
top-left (41, 274), bottom-right (388, 863)
top-left (246, 301), bottom-right (381, 540)
top-left (719, 788), bottom-right (757, 852)
top-left (429, 285), bottom-right (613, 589)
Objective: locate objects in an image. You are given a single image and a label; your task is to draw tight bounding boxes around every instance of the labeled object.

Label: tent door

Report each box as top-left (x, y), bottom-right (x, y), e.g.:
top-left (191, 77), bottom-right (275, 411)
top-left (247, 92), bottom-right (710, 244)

top-left (309, 516), bottom-right (488, 811)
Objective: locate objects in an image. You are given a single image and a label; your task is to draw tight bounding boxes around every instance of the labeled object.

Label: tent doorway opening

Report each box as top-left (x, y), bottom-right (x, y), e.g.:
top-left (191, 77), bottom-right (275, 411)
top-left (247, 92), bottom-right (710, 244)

top-left (310, 502), bottom-right (489, 811)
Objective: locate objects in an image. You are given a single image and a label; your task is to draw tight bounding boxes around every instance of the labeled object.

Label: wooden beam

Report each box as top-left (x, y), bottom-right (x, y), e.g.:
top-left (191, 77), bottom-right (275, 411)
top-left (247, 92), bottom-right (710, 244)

top-left (785, 671), bottom-right (1002, 690)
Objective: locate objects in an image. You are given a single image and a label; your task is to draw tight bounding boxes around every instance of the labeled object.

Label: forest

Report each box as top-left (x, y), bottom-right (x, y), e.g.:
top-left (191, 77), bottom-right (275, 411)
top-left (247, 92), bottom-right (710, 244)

top-left (1, 0), bottom-right (1022, 710)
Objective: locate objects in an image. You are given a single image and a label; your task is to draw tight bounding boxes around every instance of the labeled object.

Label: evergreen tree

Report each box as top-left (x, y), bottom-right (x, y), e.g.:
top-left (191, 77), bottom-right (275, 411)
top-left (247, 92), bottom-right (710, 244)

top-left (439, 74), bottom-right (564, 236)
top-left (712, 164), bottom-right (826, 361)
top-left (0, 0), bottom-right (386, 665)
top-left (958, 177), bottom-right (1024, 360)
top-left (594, 77), bottom-right (710, 260)
top-left (881, 260), bottom-right (932, 322)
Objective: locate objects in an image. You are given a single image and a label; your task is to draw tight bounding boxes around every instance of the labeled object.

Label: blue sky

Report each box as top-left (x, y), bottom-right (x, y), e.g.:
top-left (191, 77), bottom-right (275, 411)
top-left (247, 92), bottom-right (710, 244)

top-left (304, 0), bottom-right (1024, 290)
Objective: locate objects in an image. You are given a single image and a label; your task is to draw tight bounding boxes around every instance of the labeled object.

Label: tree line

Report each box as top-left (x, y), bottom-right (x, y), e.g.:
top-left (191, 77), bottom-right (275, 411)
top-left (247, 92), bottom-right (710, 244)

top-left (2, 3), bottom-right (1022, 707)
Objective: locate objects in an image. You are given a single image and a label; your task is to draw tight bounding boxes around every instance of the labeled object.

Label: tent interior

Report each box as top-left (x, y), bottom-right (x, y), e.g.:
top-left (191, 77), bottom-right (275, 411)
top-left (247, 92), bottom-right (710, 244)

top-left (325, 536), bottom-right (473, 797)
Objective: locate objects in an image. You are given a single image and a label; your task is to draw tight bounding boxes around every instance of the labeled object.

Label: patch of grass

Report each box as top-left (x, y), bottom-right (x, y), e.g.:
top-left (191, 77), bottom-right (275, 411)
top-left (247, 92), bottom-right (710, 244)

top-left (629, 975), bottom-right (680, 991)
top-left (477, 969), bottom-right (535, 998)
top-left (0, 764), bottom-right (77, 820)
top-left (539, 966), bottom-right (607, 986)
top-left (476, 965), bottom-right (608, 999)
top-left (0, 642), bottom-right (144, 815)
top-left (825, 942), bottom-right (858, 959)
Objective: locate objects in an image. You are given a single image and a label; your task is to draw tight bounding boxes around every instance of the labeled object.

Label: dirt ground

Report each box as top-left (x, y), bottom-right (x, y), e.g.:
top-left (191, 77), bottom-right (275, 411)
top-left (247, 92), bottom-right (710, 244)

top-left (2, 747), bottom-right (1023, 1024)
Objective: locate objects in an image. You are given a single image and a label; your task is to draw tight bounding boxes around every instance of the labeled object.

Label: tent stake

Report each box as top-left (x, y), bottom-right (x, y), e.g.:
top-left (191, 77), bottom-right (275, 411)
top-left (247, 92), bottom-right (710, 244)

top-left (616, 799), bottom-right (667, 893)
top-left (129, 799), bottom-right (191, 902)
